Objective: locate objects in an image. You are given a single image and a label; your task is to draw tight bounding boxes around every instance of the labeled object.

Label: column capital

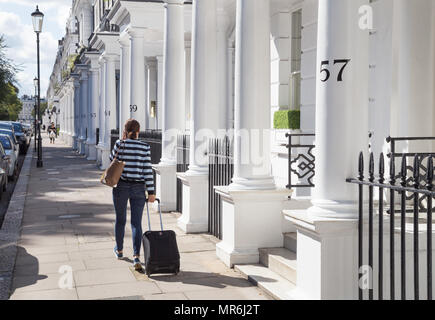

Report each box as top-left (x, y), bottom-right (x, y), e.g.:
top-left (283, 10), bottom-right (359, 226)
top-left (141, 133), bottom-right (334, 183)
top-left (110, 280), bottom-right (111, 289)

top-left (119, 34), bottom-right (130, 47)
top-left (164, 0), bottom-right (185, 6)
top-left (127, 27), bottom-right (146, 38)
top-left (102, 52), bottom-right (119, 62)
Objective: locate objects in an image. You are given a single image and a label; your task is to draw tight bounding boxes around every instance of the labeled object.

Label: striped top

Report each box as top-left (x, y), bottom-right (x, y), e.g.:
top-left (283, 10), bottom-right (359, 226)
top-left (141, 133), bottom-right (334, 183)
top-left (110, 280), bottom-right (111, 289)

top-left (110, 139), bottom-right (155, 195)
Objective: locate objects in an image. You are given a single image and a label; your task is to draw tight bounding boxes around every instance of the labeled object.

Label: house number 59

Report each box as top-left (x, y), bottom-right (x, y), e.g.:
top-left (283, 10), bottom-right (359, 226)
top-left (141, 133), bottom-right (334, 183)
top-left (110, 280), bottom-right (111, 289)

top-left (320, 59), bottom-right (351, 82)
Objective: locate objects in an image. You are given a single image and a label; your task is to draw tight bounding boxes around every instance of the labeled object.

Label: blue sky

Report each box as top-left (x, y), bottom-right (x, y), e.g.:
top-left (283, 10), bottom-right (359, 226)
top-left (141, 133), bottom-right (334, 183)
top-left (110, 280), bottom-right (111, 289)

top-left (0, 0), bottom-right (72, 98)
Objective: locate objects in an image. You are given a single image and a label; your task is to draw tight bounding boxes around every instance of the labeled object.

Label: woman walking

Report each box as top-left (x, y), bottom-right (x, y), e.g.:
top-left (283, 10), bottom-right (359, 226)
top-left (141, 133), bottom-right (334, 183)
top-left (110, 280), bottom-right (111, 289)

top-left (110, 119), bottom-right (156, 271)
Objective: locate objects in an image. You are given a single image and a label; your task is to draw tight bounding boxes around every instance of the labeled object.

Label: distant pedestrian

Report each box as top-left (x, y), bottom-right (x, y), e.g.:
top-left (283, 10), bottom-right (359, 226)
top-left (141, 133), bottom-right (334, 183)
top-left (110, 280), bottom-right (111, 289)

top-left (110, 119), bottom-right (155, 271)
top-left (48, 122), bottom-right (56, 144)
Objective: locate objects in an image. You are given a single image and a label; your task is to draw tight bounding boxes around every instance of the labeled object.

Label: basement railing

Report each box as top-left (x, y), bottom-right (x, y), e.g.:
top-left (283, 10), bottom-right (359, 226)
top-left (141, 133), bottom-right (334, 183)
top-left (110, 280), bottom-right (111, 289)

top-left (176, 134), bottom-right (190, 213)
top-left (347, 152), bottom-right (434, 300)
top-left (208, 136), bottom-right (234, 239)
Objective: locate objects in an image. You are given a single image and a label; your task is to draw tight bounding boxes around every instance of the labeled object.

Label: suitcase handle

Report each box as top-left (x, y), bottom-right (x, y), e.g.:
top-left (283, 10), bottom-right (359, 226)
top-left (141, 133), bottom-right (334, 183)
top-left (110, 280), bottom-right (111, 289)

top-left (145, 198), bottom-right (164, 232)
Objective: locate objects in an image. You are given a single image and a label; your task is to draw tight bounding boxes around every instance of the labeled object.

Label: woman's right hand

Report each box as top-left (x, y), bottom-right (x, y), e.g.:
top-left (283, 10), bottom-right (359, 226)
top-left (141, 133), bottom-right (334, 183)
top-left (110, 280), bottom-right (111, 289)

top-left (148, 194), bottom-right (156, 203)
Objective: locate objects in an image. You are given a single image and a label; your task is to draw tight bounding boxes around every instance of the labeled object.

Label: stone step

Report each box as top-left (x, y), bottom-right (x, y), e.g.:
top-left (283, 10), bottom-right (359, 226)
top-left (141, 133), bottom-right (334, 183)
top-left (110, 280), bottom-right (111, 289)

top-left (259, 248), bottom-right (297, 284)
top-left (235, 264), bottom-right (296, 300)
top-left (283, 232), bottom-right (297, 253)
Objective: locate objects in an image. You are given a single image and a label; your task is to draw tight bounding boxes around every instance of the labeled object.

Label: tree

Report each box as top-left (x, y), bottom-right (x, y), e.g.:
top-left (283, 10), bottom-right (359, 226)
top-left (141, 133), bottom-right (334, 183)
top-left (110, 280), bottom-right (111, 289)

top-left (31, 101), bottom-right (48, 119)
top-left (0, 35), bottom-right (22, 120)
top-left (0, 82), bottom-right (22, 121)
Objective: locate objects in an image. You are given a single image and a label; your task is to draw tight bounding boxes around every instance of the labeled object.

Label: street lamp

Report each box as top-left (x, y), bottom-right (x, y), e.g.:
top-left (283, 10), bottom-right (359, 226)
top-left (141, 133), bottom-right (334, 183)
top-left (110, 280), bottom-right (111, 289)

top-left (33, 77), bottom-right (38, 151)
top-left (31, 5), bottom-right (44, 168)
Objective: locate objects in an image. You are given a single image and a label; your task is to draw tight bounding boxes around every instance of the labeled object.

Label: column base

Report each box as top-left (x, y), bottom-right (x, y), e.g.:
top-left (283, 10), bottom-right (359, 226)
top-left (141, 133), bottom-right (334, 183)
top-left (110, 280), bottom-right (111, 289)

top-left (153, 163), bottom-right (177, 212)
top-left (284, 210), bottom-right (358, 300)
top-left (214, 186), bottom-right (292, 268)
top-left (86, 142), bottom-right (97, 161)
top-left (72, 135), bottom-right (79, 150)
top-left (100, 145), bottom-right (111, 170)
top-left (96, 144), bottom-right (103, 168)
top-left (176, 173), bottom-right (209, 234)
top-left (78, 138), bottom-right (86, 155)
top-left (85, 142), bottom-right (90, 158)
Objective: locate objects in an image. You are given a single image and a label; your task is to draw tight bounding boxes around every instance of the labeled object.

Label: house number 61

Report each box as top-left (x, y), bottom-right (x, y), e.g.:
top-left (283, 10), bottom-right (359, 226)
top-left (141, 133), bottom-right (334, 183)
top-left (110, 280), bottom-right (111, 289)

top-left (320, 59), bottom-right (351, 82)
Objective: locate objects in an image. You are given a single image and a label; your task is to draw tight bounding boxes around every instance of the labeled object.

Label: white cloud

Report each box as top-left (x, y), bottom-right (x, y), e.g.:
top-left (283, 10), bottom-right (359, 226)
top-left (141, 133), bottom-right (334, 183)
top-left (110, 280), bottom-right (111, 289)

top-left (0, 2), bottom-right (70, 97)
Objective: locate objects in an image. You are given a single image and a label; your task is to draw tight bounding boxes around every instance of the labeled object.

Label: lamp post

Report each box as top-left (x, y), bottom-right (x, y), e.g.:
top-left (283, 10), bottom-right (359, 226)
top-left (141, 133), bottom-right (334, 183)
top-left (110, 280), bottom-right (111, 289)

top-left (31, 5), bottom-right (44, 168)
top-left (33, 77), bottom-right (38, 151)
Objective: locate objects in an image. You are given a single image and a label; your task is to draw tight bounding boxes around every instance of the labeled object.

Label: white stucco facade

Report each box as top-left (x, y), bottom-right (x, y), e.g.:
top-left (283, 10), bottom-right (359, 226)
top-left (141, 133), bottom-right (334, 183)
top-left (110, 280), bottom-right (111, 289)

top-left (46, 0), bottom-right (435, 300)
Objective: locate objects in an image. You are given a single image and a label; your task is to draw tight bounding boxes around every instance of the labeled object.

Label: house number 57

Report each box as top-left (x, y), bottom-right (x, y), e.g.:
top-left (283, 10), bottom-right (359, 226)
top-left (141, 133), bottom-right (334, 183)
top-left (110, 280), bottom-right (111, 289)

top-left (320, 59), bottom-right (351, 82)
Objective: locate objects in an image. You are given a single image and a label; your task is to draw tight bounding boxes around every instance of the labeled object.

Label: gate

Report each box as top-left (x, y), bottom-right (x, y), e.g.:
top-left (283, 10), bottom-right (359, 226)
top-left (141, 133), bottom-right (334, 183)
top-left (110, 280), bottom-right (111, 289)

top-left (208, 136), bottom-right (234, 239)
top-left (176, 134), bottom-right (190, 213)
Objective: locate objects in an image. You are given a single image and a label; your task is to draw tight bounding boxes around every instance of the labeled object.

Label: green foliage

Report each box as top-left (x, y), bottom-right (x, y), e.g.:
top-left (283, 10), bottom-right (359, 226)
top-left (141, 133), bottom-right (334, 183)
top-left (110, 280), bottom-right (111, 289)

top-left (274, 110), bottom-right (300, 130)
top-left (31, 101), bottom-right (48, 119)
top-left (0, 36), bottom-right (22, 121)
top-left (0, 82), bottom-right (22, 121)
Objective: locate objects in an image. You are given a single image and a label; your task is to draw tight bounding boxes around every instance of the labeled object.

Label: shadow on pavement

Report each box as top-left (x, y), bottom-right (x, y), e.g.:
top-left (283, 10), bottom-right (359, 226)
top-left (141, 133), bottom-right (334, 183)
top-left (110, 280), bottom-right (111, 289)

top-left (9, 247), bottom-right (48, 296)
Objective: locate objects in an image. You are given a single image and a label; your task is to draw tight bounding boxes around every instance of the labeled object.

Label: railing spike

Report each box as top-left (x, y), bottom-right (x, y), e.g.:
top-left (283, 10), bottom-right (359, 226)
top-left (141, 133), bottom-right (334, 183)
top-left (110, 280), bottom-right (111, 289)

top-left (369, 153), bottom-right (375, 182)
top-left (390, 154), bottom-right (396, 183)
top-left (401, 155), bottom-right (407, 181)
top-left (379, 153), bottom-right (385, 183)
top-left (427, 156), bottom-right (434, 187)
top-left (413, 155), bottom-right (420, 185)
top-left (358, 152), bottom-right (364, 180)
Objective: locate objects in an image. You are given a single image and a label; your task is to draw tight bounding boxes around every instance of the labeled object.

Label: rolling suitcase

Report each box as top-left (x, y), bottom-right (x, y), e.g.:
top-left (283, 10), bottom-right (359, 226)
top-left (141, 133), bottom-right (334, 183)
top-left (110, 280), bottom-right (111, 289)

top-left (142, 199), bottom-right (180, 276)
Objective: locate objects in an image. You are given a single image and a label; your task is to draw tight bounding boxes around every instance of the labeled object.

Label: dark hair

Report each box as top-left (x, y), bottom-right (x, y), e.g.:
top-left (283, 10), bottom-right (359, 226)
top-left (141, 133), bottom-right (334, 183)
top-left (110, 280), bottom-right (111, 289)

top-left (122, 119), bottom-right (140, 140)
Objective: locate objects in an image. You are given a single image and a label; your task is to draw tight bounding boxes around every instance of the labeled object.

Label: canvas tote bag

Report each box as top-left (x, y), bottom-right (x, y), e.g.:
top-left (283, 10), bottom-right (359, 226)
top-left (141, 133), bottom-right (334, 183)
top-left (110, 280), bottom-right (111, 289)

top-left (100, 141), bottom-right (126, 187)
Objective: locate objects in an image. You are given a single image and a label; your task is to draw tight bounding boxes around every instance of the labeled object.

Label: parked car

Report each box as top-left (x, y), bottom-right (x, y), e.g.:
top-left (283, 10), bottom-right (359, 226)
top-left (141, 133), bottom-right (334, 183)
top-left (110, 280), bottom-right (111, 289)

top-left (0, 129), bottom-right (19, 159)
top-left (0, 135), bottom-right (18, 181)
top-left (0, 143), bottom-right (9, 199)
top-left (0, 122), bottom-right (27, 154)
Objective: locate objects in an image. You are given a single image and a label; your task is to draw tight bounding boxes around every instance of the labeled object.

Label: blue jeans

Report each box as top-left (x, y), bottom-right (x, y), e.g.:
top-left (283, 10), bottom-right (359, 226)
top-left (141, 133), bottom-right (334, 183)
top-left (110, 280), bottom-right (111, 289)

top-left (112, 180), bottom-right (146, 256)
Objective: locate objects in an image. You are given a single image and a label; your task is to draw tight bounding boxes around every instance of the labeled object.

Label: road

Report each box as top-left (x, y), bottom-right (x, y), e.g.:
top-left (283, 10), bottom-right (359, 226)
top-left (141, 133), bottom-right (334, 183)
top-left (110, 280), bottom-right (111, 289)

top-left (0, 142), bottom-right (29, 227)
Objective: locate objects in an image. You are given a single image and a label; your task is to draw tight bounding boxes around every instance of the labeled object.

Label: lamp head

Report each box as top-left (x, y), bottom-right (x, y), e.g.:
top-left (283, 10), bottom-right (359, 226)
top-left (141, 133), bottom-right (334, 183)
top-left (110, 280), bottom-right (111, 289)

top-left (31, 5), bottom-right (44, 33)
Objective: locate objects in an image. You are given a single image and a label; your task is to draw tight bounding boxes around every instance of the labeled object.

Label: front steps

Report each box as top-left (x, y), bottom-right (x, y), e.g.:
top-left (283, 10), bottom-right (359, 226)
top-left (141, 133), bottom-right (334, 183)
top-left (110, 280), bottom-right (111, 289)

top-left (235, 232), bottom-right (298, 300)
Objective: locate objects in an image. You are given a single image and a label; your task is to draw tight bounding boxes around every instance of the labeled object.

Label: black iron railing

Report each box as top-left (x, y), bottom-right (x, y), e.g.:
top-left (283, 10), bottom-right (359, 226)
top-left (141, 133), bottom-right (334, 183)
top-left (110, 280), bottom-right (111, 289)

top-left (347, 152), bottom-right (434, 300)
top-left (176, 134), bottom-right (190, 213)
top-left (96, 128), bottom-right (99, 146)
top-left (286, 133), bottom-right (315, 193)
top-left (208, 136), bottom-right (234, 239)
top-left (139, 130), bottom-right (162, 165)
top-left (386, 136), bottom-right (435, 213)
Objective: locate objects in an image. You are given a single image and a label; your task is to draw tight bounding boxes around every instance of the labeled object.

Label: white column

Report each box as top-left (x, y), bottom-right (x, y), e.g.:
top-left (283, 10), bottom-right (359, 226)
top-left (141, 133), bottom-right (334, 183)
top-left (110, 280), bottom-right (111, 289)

top-left (153, 0), bottom-right (186, 212)
top-left (156, 55), bottom-right (164, 130)
top-left (184, 42), bottom-right (191, 130)
top-left (287, 0), bottom-right (369, 300)
top-left (217, 7), bottom-right (231, 130)
top-left (79, 69), bottom-right (89, 155)
top-left (64, 91), bottom-right (69, 142)
top-left (87, 66), bottom-right (99, 160)
top-left (128, 28), bottom-right (147, 129)
top-left (147, 58), bottom-right (158, 130)
top-left (161, 0), bottom-right (186, 164)
top-left (73, 79), bottom-right (81, 150)
top-left (215, 0), bottom-right (290, 268)
top-left (229, 0), bottom-right (275, 191)
top-left (308, 0), bottom-right (369, 219)
top-left (97, 58), bottom-right (106, 167)
top-left (119, 36), bottom-right (131, 136)
top-left (177, 0), bottom-right (219, 233)
top-left (144, 63), bottom-right (149, 129)
top-left (101, 54), bottom-right (117, 170)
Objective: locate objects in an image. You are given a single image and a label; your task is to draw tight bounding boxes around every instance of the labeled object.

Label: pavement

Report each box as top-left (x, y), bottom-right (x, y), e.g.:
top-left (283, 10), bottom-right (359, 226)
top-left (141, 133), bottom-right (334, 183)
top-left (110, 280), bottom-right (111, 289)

top-left (7, 135), bottom-right (271, 300)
